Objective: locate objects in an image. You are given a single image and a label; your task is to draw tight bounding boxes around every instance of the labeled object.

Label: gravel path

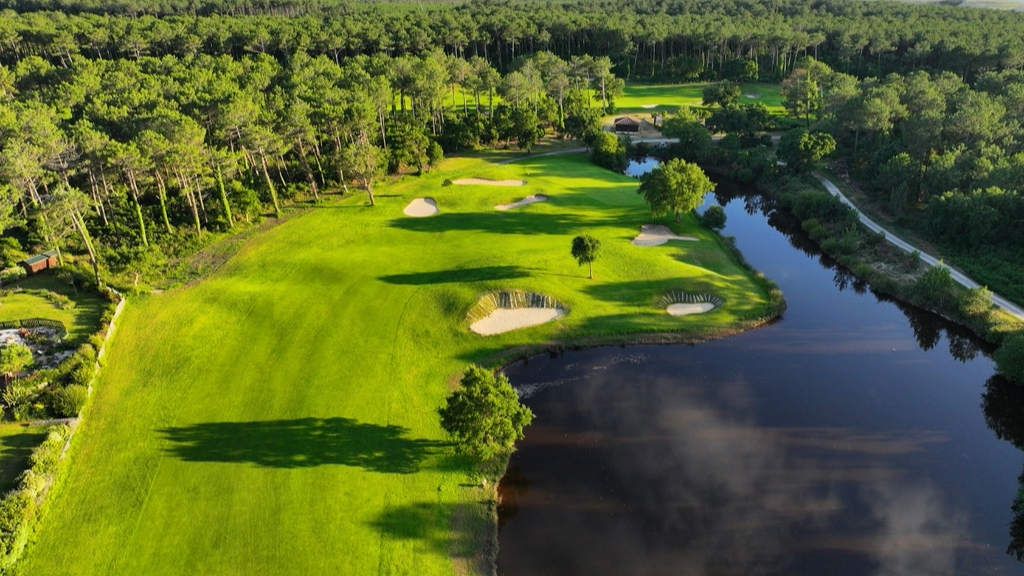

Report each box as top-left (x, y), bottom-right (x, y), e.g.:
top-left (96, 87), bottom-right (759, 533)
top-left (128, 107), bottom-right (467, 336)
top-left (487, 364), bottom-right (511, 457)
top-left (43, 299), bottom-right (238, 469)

top-left (814, 173), bottom-right (1024, 321)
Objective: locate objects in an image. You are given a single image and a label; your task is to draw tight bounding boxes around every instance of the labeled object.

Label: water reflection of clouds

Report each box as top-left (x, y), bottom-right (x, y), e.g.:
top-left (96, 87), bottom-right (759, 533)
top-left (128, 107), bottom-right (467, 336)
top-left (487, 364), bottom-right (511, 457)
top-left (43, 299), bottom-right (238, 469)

top-left (513, 371), bottom-right (980, 576)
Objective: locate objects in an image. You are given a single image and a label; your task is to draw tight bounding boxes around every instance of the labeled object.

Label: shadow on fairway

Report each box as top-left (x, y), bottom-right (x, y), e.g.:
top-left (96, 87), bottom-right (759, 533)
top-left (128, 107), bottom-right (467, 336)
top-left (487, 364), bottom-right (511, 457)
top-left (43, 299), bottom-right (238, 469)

top-left (380, 265), bottom-right (530, 285)
top-left (0, 429), bottom-right (46, 493)
top-left (369, 501), bottom-right (483, 558)
top-left (159, 417), bottom-right (452, 474)
top-left (390, 211), bottom-right (608, 236)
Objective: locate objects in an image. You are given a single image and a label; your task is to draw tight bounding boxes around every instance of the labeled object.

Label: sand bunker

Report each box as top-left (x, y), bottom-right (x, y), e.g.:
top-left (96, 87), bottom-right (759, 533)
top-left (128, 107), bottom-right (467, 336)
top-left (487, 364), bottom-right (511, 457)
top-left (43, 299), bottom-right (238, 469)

top-left (403, 198), bottom-right (439, 217)
top-left (495, 194), bottom-right (548, 211)
top-left (641, 104), bottom-right (658, 109)
top-left (744, 93), bottom-right (762, 99)
top-left (667, 302), bottom-right (717, 316)
top-left (452, 178), bottom-right (526, 187)
top-left (631, 224), bottom-right (698, 247)
top-left (470, 308), bottom-right (565, 335)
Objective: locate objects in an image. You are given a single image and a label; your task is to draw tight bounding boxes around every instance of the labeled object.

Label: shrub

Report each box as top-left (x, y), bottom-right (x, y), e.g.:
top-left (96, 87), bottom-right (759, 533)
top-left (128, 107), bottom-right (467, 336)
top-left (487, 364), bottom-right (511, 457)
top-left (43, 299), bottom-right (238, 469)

top-left (995, 334), bottom-right (1024, 385)
top-left (700, 205), bottom-right (727, 231)
top-left (49, 385), bottom-right (88, 418)
top-left (442, 179), bottom-right (453, 187)
top-left (960, 286), bottom-right (994, 317)
top-left (914, 264), bottom-right (956, 308)
top-left (0, 267), bottom-right (25, 284)
top-left (42, 291), bottom-right (75, 310)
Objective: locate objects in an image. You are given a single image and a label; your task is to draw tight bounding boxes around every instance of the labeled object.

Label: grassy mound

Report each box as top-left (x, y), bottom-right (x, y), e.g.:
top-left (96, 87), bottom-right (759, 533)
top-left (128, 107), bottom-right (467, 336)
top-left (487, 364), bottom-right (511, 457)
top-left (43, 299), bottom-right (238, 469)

top-left (21, 154), bottom-right (775, 576)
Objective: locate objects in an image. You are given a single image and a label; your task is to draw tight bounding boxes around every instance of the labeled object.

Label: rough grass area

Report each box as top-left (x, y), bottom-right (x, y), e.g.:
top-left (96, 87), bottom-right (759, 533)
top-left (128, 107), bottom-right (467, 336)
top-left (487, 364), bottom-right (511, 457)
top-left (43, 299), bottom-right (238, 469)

top-left (21, 154), bottom-right (773, 576)
top-left (616, 82), bottom-right (784, 116)
top-left (1, 275), bottom-right (108, 343)
top-left (0, 424), bottom-right (47, 494)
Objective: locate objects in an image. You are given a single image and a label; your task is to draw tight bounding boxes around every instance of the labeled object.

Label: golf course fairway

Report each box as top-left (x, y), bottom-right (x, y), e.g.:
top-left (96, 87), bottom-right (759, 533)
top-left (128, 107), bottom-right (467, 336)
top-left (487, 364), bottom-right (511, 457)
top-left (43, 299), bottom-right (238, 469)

top-left (20, 154), bottom-right (777, 576)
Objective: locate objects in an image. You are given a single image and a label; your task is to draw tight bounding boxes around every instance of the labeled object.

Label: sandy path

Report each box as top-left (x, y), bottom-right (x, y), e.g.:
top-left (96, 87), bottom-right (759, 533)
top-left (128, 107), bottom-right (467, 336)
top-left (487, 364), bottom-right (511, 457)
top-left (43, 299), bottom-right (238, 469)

top-left (403, 198), bottom-right (439, 217)
top-left (495, 194), bottom-right (548, 211)
top-left (667, 302), bottom-right (716, 316)
top-left (452, 178), bottom-right (526, 187)
top-left (470, 308), bottom-right (565, 335)
top-left (631, 224), bottom-right (698, 247)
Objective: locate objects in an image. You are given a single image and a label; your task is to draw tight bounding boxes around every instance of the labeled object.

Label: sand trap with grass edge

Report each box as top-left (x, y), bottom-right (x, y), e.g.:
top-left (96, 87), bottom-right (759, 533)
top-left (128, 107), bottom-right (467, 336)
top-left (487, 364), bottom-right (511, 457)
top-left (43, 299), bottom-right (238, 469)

top-left (496, 194), bottom-right (548, 211)
top-left (666, 302), bottom-right (716, 316)
top-left (631, 224), bottom-right (698, 247)
top-left (641, 104), bottom-right (658, 109)
top-left (470, 308), bottom-right (565, 335)
top-left (452, 178), bottom-right (526, 187)
top-left (403, 198), bottom-right (439, 217)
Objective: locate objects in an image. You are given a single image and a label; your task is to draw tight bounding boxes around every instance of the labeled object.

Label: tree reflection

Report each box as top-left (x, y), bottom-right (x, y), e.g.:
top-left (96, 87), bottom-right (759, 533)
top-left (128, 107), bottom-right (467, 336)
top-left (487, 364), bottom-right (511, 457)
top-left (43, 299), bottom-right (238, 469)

top-left (709, 183), bottom-right (989, 361)
top-left (981, 374), bottom-right (1024, 563)
top-left (497, 459), bottom-right (530, 529)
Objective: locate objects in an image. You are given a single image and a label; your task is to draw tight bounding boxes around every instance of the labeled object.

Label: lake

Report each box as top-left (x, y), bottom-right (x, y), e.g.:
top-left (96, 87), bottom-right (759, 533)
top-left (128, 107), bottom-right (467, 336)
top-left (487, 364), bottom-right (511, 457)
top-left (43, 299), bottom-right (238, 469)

top-left (497, 170), bottom-right (1024, 575)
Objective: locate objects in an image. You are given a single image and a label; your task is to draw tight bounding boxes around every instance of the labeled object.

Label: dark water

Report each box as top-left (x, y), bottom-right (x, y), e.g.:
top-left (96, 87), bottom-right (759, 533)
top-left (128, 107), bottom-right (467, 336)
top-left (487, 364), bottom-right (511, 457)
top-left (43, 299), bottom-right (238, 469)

top-left (497, 170), bottom-right (1024, 575)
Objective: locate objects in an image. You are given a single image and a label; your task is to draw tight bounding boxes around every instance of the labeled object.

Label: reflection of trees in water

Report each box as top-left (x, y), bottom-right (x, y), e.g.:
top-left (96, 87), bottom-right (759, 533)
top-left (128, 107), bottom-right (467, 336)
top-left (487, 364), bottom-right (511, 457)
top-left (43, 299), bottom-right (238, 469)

top-left (711, 185), bottom-right (989, 362)
top-left (981, 374), bottom-right (1024, 563)
top-left (497, 459), bottom-right (530, 529)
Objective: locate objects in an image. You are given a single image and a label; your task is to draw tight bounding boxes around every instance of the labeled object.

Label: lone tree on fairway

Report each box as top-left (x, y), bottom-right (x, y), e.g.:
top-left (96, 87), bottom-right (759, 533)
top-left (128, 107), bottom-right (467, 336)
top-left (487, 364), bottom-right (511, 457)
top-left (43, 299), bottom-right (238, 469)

top-left (439, 366), bottom-right (534, 462)
top-left (637, 159), bottom-right (716, 222)
top-left (571, 235), bottom-right (601, 279)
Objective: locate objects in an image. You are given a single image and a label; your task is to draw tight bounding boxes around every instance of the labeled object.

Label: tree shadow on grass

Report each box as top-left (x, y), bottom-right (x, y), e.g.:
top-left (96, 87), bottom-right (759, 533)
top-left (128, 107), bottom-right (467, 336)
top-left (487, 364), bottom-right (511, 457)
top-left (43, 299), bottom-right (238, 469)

top-left (369, 501), bottom-right (488, 560)
top-left (390, 211), bottom-right (610, 236)
top-left (0, 428), bottom-right (45, 493)
top-left (380, 265), bottom-right (530, 285)
top-left (159, 418), bottom-right (450, 474)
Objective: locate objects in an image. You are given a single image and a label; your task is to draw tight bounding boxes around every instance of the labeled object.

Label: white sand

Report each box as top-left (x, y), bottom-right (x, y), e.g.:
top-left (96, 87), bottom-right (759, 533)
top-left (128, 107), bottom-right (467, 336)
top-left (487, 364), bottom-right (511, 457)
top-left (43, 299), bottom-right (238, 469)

top-left (631, 224), bottom-right (699, 247)
top-left (452, 178), bottom-right (526, 187)
top-left (667, 302), bottom-right (716, 316)
top-left (641, 104), bottom-right (658, 109)
top-left (744, 93), bottom-right (762, 99)
top-left (470, 308), bottom-right (565, 335)
top-left (403, 198), bottom-right (439, 217)
top-left (495, 194), bottom-right (548, 211)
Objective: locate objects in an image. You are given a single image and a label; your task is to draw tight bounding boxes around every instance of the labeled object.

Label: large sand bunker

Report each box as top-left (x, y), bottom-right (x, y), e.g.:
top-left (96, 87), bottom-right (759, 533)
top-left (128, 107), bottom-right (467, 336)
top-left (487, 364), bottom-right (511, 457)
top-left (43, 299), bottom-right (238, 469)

top-left (631, 224), bottom-right (698, 247)
top-left (496, 194), bottom-right (548, 211)
top-left (403, 198), bottom-right (439, 217)
top-left (660, 291), bottom-right (723, 317)
top-left (452, 178), bottom-right (526, 187)
top-left (468, 290), bottom-right (565, 335)
top-left (667, 302), bottom-right (717, 316)
top-left (470, 308), bottom-right (565, 335)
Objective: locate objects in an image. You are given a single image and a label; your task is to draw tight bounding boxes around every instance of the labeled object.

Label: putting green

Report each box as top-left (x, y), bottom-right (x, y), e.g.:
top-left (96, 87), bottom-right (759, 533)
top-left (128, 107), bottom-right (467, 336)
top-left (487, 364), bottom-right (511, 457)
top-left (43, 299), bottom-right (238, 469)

top-left (21, 154), bottom-right (774, 576)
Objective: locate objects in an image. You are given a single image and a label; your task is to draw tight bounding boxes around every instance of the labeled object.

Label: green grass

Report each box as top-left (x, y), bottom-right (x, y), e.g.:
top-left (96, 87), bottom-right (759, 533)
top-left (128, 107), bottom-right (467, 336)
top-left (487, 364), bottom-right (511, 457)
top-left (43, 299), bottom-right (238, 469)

top-left (0, 424), bottom-right (47, 494)
top-left (616, 82), bottom-right (784, 116)
top-left (1, 275), bottom-right (108, 343)
top-left (20, 154), bottom-right (772, 576)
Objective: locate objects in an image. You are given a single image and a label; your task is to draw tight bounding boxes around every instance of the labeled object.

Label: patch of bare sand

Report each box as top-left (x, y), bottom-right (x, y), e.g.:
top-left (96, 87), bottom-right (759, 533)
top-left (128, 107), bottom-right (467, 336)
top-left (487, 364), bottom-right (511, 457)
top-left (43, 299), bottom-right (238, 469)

top-left (452, 178), bottom-right (526, 187)
top-left (403, 198), bottom-right (439, 217)
top-left (641, 104), bottom-right (658, 109)
top-left (667, 302), bottom-right (716, 316)
top-left (631, 224), bottom-right (698, 247)
top-left (470, 308), bottom-right (565, 335)
top-left (744, 93), bottom-right (762, 99)
top-left (495, 194), bottom-right (548, 211)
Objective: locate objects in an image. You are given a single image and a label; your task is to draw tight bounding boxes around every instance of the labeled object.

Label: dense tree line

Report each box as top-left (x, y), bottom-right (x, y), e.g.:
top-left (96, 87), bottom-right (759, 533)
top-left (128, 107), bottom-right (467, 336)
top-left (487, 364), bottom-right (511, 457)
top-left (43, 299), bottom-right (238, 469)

top-left (0, 49), bottom-right (611, 285)
top-left (0, 0), bottom-right (1020, 81)
top-left (775, 58), bottom-right (1024, 302)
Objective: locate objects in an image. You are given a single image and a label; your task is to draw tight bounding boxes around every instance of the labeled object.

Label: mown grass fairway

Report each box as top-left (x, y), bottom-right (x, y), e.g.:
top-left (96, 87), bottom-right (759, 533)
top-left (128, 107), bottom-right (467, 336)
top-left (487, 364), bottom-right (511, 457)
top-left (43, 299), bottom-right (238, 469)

top-left (21, 155), bottom-right (772, 576)
top-left (616, 82), bottom-right (784, 115)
